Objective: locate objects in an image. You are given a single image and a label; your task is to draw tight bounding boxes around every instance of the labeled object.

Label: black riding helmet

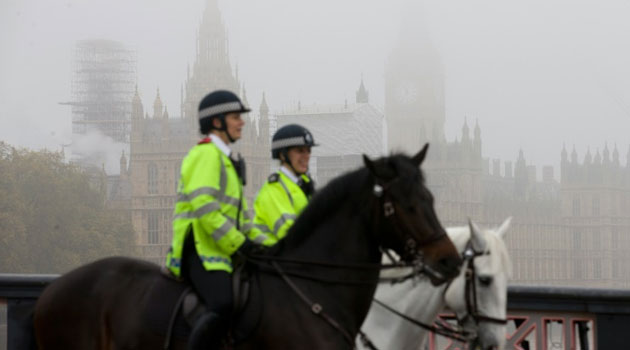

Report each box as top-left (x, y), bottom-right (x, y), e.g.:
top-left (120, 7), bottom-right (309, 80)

top-left (272, 124), bottom-right (317, 178)
top-left (198, 90), bottom-right (250, 142)
top-left (272, 124), bottom-right (317, 159)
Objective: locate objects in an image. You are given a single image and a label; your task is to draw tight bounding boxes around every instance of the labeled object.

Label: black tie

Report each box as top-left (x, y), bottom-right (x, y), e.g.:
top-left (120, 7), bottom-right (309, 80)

top-left (230, 154), bottom-right (247, 185)
top-left (298, 177), bottom-right (314, 197)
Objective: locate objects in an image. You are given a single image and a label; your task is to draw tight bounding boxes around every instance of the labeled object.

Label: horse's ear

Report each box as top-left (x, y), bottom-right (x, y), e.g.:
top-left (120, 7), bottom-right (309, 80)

top-left (495, 217), bottom-right (512, 239)
top-left (363, 154), bottom-right (376, 174)
top-left (468, 218), bottom-right (487, 252)
top-left (412, 143), bottom-right (430, 167)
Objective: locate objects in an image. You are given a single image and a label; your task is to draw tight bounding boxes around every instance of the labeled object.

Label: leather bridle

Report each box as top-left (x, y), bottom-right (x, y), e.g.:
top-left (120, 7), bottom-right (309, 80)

top-left (452, 240), bottom-right (508, 327)
top-left (360, 236), bottom-right (508, 350)
top-left (372, 177), bottom-right (449, 282)
top-left (247, 175), bottom-right (451, 349)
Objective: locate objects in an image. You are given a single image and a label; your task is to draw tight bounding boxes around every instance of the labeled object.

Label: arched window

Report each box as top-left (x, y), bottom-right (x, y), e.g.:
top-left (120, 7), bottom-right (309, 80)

top-left (148, 163), bottom-right (158, 194)
top-left (148, 212), bottom-right (159, 244)
top-left (572, 197), bottom-right (580, 216)
top-left (592, 195), bottom-right (600, 216)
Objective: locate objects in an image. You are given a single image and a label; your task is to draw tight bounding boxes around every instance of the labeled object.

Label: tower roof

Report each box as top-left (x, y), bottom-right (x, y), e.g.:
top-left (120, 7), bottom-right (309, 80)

top-left (260, 92), bottom-right (269, 115)
top-left (356, 76), bottom-right (369, 103)
top-left (153, 88), bottom-right (163, 118)
top-left (584, 147), bottom-right (592, 164)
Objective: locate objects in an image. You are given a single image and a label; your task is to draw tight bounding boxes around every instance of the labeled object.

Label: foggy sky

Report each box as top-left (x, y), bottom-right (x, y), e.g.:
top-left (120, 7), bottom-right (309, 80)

top-left (2, 0), bottom-right (630, 177)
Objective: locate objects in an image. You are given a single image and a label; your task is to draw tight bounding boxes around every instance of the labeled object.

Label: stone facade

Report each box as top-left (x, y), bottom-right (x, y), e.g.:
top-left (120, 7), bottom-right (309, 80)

top-left (113, 0), bottom-right (630, 288)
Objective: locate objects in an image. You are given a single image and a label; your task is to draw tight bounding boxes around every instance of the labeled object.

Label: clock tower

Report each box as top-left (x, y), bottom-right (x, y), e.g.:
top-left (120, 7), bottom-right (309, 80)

top-left (385, 1), bottom-right (445, 153)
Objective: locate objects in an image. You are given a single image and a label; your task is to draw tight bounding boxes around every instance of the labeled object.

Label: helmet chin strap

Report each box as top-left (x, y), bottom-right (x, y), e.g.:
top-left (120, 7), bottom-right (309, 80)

top-left (281, 150), bottom-right (304, 176)
top-left (225, 129), bottom-right (236, 143)
top-left (216, 116), bottom-right (236, 143)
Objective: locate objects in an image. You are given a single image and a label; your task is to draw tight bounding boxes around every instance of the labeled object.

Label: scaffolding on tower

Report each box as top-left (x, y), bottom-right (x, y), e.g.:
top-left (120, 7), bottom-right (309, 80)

top-left (62, 39), bottom-right (137, 144)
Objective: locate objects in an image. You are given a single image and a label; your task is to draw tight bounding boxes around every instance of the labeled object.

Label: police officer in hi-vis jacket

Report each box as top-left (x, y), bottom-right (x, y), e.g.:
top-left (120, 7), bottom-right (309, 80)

top-left (253, 124), bottom-right (317, 245)
top-left (165, 90), bottom-right (268, 350)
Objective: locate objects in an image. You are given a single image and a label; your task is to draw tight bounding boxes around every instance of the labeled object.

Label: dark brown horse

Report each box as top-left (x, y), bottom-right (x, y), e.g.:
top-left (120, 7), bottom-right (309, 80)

top-left (33, 144), bottom-right (462, 349)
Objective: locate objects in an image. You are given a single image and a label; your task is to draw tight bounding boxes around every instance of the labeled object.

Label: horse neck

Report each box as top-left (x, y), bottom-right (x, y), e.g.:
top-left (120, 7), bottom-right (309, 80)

top-left (272, 172), bottom-right (384, 334)
top-left (278, 171), bottom-right (381, 264)
top-left (373, 280), bottom-right (447, 349)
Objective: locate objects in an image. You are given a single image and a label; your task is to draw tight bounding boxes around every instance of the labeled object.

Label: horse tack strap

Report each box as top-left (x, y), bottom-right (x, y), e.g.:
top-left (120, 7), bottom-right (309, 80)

top-left (459, 241), bottom-right (508, 326)
top-left (357, 330), bottom-right (379, 350)
top-left (270, 261), bottom-right (357, 349)
top-left (163, 286), bottom-right (193, 350)
top-left (371, 298), bottom-right (470, 342)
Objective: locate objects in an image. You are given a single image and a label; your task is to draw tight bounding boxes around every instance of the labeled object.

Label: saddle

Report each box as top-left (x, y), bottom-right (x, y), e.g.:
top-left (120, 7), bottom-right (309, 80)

top-left (154, 264), bottom-right (263, 349)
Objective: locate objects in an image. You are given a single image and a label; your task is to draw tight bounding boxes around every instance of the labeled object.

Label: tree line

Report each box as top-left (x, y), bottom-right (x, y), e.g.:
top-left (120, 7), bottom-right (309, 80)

top-left (0, 141), bottom-right (134, 274)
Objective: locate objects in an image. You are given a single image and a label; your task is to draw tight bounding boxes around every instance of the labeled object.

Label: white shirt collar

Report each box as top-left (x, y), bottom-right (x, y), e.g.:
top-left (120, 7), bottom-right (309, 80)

top-left (280, 166), bottom-right (299, 184)
top-left (209, 134), bottom-right (231, 157)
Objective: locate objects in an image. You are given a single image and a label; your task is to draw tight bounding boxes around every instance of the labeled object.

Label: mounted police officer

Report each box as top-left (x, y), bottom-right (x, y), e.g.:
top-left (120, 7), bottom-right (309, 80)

top-left (253, 124), bottom-right (317, 244)
top-left (165, 90), bottom-right (268, 350)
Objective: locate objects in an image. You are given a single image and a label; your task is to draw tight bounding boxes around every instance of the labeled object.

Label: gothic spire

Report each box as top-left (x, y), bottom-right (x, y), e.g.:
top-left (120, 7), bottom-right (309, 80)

top-left (260, 92), bottom-right (269, 117)
top-left (584, 147), bottom-right (592, 165)
top-left (613, 143), bottom-right (620, 165)
top-left (603, 143), bottom-right (610, 164)
top-left (462, 117), bottom-right (470, 143)
top-left (356, 76), bottom-right (369, 103)
top-left (153, 88), bottom-right (163, 119)
top-left (132, 85), bottom-right (143, 120)
top-left (561, 143), bottom-right (568, 163)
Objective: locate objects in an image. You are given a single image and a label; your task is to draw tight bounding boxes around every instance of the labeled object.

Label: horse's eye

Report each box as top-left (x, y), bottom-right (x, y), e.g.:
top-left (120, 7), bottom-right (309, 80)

top-left (478, 275), bottom-right (493, 286)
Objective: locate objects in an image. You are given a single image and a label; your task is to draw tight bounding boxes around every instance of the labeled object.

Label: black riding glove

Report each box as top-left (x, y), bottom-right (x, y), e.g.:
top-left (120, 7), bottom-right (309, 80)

top-left (236, 239), bottom-right (269, 257)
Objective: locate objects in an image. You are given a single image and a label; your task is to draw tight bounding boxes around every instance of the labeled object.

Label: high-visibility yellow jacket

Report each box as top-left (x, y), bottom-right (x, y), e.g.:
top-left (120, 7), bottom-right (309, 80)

top-left (166, 137), bottom-right (266, 276)
top-left (253, 169), bottom-right (312, 245)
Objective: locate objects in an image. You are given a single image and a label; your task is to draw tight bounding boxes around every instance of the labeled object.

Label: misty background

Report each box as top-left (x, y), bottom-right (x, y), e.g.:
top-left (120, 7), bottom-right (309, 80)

top-left (2, 0), bottom-right (630, 175)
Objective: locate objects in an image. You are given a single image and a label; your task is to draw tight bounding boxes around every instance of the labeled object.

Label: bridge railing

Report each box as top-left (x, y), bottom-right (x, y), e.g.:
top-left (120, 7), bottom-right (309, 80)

top-left (0, 274), bottom-right (57, 350)
top-left (2, 274), bottom-right (630, 349)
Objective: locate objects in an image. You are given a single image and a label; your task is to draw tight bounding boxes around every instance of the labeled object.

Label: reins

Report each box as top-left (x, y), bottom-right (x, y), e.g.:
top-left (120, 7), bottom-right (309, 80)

top-left (247, 256), bottom-right (420, 286)
top-left (270, 261), bottom-right (358, 348)
top-left (372, 298), bottom-right (470, 342)
top-left (243, 172), bottom-right (449, 349)
top-left (247, 253), bottom-right (407, 271)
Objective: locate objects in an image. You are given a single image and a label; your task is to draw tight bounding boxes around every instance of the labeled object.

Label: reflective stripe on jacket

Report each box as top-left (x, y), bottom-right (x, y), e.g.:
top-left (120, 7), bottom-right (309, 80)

top-left (166, 142), bottom-right (265, 276)
top-left (253, 171), bottom-right (311, 245)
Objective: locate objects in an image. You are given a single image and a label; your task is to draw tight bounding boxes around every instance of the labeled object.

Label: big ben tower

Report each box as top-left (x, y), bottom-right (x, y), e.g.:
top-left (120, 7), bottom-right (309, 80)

top-left (385, 0), bottom-right (445, 153)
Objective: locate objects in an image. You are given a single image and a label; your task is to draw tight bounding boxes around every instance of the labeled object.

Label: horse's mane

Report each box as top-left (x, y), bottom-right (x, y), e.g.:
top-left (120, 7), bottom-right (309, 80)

top-left (280, 166), bottom-right (371, 248)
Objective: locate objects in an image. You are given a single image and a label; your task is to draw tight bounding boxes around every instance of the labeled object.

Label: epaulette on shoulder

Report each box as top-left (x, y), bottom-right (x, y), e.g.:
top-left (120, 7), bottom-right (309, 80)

top-left (268, 173), bottom-right (279, 183)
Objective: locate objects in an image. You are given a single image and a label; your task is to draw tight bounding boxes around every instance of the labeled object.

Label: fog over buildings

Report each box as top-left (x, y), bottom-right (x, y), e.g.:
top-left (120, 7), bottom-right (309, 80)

top-left (2, 0), bottom-right (630, 288)
top-left (2, 0), bottom-right (630, 174)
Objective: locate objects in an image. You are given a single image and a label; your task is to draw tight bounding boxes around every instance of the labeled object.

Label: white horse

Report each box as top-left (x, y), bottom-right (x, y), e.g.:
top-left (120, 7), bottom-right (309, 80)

top-left (359, 218), bottom-right (512, 350)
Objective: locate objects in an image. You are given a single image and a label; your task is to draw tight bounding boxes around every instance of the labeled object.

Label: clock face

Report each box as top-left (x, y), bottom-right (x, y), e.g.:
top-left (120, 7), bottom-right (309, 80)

top-left (395, 83), bottom-right (419, 104)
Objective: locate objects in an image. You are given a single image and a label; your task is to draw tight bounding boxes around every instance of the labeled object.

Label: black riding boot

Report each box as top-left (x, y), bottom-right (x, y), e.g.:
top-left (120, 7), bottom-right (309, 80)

top-left (188, 312), bottom-right (226, 350)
